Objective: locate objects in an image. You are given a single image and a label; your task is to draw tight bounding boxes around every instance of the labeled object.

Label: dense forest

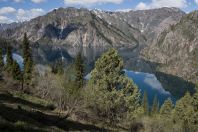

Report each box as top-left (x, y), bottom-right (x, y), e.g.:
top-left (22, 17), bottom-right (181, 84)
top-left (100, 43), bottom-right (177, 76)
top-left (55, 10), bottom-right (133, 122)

top-left (0, 34), bottom-right (198, 131)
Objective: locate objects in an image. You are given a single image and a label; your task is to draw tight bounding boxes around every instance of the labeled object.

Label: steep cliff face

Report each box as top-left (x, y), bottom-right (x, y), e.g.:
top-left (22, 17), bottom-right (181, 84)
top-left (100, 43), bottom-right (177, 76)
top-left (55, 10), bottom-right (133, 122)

top-left (143, 11), bottom-right (198, 83)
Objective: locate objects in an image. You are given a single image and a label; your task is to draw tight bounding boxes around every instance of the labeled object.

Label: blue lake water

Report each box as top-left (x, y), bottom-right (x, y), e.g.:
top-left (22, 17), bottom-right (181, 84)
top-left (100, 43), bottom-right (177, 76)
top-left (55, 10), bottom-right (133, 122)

top-left (86, 70), bottom-right (175, 106)
top-left (3, 53), bottom-right (24, 69)
top-left (124, 70), bottom-right (176, 106)
top-left (7, 52), bottom-right (176, 106)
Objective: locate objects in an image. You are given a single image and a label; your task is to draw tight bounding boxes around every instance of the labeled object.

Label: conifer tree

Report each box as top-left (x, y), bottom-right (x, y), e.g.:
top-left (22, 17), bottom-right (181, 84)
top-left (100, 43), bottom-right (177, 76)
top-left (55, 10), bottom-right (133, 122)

top-left (160, 98), bottom-right (173, 118)
top-left (192, 92), bottom-right (198, 111)
top-left (0, 48), bottom-right (4, 70)
top-left (142, 91), bottom-right (149, 115)
top-left (12, 60), bottom-right (22, 80)
top-left (23, 57), bottom-right (32, 83)
top-left (173, 92), bottom-right (194, 127)
top-left (88, 49), bottom-right (141, 122)
top-left (75, 52), bottom-right (84, 89)
top-left (6, 46), bottom-right (13, 72)
top-left (151, 95), bottom-right (159, 115)
top-left (22, 33), bottom-right (33, 83)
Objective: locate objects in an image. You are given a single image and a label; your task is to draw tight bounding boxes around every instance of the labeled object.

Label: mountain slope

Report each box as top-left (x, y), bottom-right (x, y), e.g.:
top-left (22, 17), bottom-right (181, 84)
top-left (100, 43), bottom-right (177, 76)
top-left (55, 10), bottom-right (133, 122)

top-left (1, 7), bottom-right (185, 48)
top-left (142, 11), bottom-right (198, 83)
top-left (1, 8), bottom-right (143, 47)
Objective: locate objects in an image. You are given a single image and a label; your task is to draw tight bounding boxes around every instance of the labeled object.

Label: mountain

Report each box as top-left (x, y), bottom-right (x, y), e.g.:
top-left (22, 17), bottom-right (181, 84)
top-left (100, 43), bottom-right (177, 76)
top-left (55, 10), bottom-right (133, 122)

top-left (1, 7), bottom-right (197, 83)
top-left (0, 7), bottom-right (184, 48)
top-left (0, 22), bottom-right (21, 32)
top-left (95, 7), bottom-right (185, 44)
top-left (143, 11), bottom-right (198, 83)
top-left (1, 8), bottom-right (143, 47)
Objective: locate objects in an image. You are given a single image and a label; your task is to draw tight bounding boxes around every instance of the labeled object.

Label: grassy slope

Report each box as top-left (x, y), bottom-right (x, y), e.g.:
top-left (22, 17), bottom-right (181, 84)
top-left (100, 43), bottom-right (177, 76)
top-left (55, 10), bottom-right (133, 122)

top-left (0, 89), bottom-right (107, 131)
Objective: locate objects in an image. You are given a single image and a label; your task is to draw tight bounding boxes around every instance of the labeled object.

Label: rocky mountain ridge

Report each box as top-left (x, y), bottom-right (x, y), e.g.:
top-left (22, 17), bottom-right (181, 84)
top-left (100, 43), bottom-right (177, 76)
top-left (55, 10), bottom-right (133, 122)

top-left (142, 10), bottom-right (198, 83)
top-left (0, 7), bottom-right (185, 48)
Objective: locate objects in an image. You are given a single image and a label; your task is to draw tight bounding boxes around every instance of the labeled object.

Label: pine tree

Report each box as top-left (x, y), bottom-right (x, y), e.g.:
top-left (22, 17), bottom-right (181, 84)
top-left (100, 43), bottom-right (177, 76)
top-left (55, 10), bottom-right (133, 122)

top-left (12, 60), bottom-right (22, 80)
top-left (0, 48), bottom-right (4, 70)
top-left (23, 33), bottom-right (31, 63)
top-left (22, 33), bottom-right (33, 83)
top-left (6, 46), bottom-right (13, 73)
top-left (192, 92), bottom-right (198, 111)
top-left (160, 98), bottom-right (173, 118)
top-left (142, 91), bottom-right (149, 115)
top-left (173, 92), bottom-right (194, 126)
top-left (151, 95), bottom-right (159, 115)
top-left (75, 52), bottom-right (84, 89)
top-left (23, 57), bottom-right (32, 83)
top-left (88, 49), bottom-right (141, 122)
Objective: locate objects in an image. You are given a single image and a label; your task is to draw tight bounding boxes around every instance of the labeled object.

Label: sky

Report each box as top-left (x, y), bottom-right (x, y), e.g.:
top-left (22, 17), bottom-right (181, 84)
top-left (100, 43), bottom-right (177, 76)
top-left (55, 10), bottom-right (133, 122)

top-left (0, 0), bottom-right (198, 23)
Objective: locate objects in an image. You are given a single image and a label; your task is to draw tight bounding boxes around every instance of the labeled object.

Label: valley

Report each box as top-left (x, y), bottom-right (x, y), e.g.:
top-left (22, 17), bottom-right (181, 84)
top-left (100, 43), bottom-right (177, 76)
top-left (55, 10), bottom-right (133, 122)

top-left (0, 6), bottom-right (198, 132)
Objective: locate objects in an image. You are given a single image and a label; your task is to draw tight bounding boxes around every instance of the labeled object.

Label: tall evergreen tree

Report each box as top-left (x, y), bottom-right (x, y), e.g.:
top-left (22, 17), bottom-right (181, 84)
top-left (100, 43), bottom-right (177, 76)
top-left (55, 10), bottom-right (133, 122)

top-left (142, 91), bottom-right (149, 115)
top-left (160, 98), bottom-right (173, 118)
top-left (173, 92), bottom-right (194, 127)
top-left (22, 33), bottom-right (33, 83)
top-left (192, 92), bottom-right (198, 111)
top-left (12, 60), bottom-right (22, 80)
top-left (75, 52), bottom-right (84, 89)
top-left (88, 49), bottom-right (141, 122)
top-left (151, 95), bottom-right (159, 115)
top-left (6, 46), bottom-right (13, 73)
top-left (23, 57), bottom-right (32, 83)
top-left (0, 48), bottom-right (4, 70)
top-left (23, 33), bottom-right (31, 63)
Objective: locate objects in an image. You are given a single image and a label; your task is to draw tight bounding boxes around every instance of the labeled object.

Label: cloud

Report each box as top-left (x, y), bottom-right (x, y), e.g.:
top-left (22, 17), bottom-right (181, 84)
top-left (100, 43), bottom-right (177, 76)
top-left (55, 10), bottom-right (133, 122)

top-left (64, 0), bottom-right (123, 5)
top-left (135, 0), bottom-right (188, 10)
top-left (195, 0), bottom-right (198, 5)
top-left (31, 0), bottom-right (46, 4)
top-left (16, 8), bottom-right (45, 21)
top-left (135, 2), bottom-right (147, 10)
top-left (0, 16), bottom-right (13, 23)
top-left (0, 7), bottom-right (16, 15)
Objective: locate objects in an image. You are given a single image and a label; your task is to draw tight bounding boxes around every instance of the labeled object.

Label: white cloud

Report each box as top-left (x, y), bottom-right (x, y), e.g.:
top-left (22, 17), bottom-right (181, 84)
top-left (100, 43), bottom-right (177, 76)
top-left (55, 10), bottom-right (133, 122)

top-left (195, 0), bottom-right (198, 5)
top-left (135, 0), bottom-right (188, 10)
top-left (0, 16), bottom-right (13, 23)
top-left (64, 0), bottom-right (123, 5)
top-left (135, 2), bottom-right (148, 10)
top-left (31, 0), bottom-right (46, 4)
top-left (0, 7), bottom-right (16, 15)
top-left (16, 8), bottom-right (45, 21)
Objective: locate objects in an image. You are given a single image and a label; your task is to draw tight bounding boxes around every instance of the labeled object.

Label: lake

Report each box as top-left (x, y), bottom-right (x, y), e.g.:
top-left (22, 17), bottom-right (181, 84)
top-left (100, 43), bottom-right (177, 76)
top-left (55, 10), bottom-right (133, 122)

top-left (11, 45), bottom-right (195, 106)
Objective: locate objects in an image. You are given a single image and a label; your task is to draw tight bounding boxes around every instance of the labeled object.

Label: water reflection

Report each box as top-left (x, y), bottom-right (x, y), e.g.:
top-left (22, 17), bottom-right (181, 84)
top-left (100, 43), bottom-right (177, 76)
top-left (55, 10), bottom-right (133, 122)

top-left (124, 70), bottom-right (175, 105)
top-left (31, 45), bottom-right (194, 104)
